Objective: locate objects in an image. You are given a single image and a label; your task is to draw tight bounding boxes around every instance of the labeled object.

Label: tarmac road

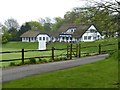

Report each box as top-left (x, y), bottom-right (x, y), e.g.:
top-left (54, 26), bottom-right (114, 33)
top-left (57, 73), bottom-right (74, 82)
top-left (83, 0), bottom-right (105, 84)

top-left (2, 54), bottom-right (108, 82)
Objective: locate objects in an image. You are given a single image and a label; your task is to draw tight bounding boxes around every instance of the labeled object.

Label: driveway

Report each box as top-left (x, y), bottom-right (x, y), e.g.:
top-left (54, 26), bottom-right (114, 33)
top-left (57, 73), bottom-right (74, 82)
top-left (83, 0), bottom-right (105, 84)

top-left (2, 54), bottom-right (108, 82)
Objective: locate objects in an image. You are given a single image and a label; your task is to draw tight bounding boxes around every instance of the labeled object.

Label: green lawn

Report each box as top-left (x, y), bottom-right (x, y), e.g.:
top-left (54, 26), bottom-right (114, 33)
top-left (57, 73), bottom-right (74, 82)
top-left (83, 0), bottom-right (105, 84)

top-left (1, 38), bottom-right (118, 67)
top-left (3, 52), bottom-right (118, 88)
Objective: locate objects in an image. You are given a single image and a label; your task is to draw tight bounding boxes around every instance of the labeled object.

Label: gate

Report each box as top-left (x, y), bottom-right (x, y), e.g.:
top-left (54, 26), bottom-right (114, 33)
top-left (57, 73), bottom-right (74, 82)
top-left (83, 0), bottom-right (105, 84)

top-left (67, 43), bottom-right (81, 59)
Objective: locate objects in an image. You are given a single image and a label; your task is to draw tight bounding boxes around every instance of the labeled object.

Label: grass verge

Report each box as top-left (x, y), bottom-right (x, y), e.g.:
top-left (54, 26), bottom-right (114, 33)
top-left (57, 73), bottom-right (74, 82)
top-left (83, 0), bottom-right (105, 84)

top-left (3, 52), bottom-right (118, 88)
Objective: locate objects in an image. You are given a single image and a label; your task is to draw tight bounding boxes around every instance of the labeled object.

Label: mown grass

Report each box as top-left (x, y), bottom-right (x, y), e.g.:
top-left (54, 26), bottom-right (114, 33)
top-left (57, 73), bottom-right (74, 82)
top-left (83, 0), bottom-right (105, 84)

top-left (1, 38), bottom-right (118, 67)
top-left (3, 51), bottom-right (118, 88)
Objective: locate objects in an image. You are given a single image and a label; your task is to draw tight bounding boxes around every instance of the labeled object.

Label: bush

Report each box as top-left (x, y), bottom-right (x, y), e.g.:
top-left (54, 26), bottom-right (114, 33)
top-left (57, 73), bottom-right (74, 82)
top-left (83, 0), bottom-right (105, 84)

top-left (38, 58), bottom-right (42, 62)
top-left (9, 62), bottom-right (16, 66)
top-left (54, 57), bottom-right (60, 61)
top-left (29, 58), bottom-right (36, 64)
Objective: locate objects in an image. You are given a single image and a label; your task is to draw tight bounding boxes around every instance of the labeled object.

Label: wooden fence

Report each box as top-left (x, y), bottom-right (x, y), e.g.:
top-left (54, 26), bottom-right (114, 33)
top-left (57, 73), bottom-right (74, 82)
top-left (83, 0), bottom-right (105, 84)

top-left (0, 43), bottom-right (117, 64)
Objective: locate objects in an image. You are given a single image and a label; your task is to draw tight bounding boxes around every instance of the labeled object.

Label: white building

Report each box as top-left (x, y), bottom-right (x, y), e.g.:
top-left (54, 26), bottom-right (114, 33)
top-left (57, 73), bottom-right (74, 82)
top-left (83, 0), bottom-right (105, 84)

top-left (20, 30), bottom-right (50, 42)
top-left (80, 25), bottom-right (101, 42)
top-left (54, 24), bottom-right (102, 42)
top-left (20, 24), bottom-right (102, 43)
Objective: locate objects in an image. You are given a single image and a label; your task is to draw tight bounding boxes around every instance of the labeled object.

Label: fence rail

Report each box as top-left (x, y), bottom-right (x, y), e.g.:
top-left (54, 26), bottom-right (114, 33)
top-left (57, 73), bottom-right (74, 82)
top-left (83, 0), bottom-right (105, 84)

top-left (0, 43), bottom-right (117, 64)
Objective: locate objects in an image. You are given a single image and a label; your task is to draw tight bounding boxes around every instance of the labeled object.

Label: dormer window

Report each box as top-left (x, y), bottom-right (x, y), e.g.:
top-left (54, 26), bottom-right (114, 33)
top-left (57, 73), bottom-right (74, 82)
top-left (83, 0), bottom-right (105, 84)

top-left (90, 29), bottom-right (96, 33)
top-left (71, 29), bottom-right (74, 32)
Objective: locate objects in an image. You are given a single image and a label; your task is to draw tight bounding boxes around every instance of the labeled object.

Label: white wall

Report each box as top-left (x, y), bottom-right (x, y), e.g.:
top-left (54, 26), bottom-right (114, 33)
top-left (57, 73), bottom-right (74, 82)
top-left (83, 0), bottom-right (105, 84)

top-left (22, 37), bottom-right (36, 42)
top-left (37, 34), bottom-right (50, 42)
top-left (81, 25), bottom-right (102, 42)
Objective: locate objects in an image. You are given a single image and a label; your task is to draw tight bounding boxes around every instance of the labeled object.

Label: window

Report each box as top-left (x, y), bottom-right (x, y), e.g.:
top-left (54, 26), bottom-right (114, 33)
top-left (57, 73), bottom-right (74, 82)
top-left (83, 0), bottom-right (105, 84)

top-left (93, 37), bottom-right (96, 40)
top-left (84, 36), bottom-right (87, 40)
top-left (71, 29), bottom-right (73, 32)
top-left (90, 29), bottom-right (95, 33)
top-left (46, 37), bottom-right (48, 41)
top-left (98, 35), bottom-right (100, 38)
top-left (43, 37), bottom-right (45, 40)
top-left (52, 37), bottom-right (54, 40)
top-left (39, 37), bottom-right (42, 40)
top-left (70, 37), bottom-right (72, 40)
top-left (31, 37), bottom-right (33, 40)
top-left (66, 37), bottom-right (69, 40)
top-left (88, 36), bottom-right (91, 40)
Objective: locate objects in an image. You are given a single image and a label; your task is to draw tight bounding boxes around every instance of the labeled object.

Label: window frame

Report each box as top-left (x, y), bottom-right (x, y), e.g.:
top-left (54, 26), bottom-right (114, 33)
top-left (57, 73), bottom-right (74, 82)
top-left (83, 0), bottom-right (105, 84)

top-left (84, 36), bottom-right (87, 40)
top-left (43, 37), bottom-right (45, 40)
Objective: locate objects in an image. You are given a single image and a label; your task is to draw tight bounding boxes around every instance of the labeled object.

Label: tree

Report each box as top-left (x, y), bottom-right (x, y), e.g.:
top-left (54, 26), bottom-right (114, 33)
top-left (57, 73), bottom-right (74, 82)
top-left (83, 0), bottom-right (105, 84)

top-left (18, 22), bottom-right (31, 40)
top-left (64, 10), bottom-right (79, 23)
top-left (1, 32), bottom-right (12, 43)
top-left (89, 0), bottom-right (120, 49)
top-left (38, 17), bottom-right (52, 31)
top-left (52, 17), bottom-right (64, 31)
top-left (27, 21), bottom-right (44, 30)
top-left (44, 23), bottom-right (52, 31)
top-left (4, 18), bottom-right (19, 30)
top-left (8, 27), bottom-right (18, 41)
top-left (38, 18), bottom-right (46, 26)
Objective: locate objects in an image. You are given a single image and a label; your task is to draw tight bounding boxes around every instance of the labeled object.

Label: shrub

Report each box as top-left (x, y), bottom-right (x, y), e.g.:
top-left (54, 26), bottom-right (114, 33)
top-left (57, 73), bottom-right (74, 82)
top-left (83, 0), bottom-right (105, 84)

top-left (29, 58), bottom-right (36, 64)
top-left (62, 57), bottom-right (67, 60)
top-left (38, 58), bottom-right (42, 62)
top-left (54, 58), bottom-right (60, 61)
top-left (9, 62), bottom-right (16, 66)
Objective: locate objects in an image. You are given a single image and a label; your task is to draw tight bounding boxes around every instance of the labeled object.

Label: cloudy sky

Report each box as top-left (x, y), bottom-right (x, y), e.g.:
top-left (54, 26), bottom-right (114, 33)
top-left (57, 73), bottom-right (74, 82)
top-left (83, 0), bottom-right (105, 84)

top-left (0, 0), bottom-right (87, 25)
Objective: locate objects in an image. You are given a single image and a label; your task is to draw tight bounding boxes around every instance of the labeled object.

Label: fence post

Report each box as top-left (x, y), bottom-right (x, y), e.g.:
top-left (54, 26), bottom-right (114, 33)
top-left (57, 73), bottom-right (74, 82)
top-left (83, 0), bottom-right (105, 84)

top-left (67, 44), bottom-right (69, 59)
top-left (79, 43), bottom-right (81, 58)
top-left (22, 49), bottom-right (24, 64)
top-left (76, 44), bottom-right (78, 57)
top-left (52, 47), bottom-right (55, 61)
top-left (70, 43), bottom-right (72, 59)
top-left (99, 44), bottom-right (101, 54)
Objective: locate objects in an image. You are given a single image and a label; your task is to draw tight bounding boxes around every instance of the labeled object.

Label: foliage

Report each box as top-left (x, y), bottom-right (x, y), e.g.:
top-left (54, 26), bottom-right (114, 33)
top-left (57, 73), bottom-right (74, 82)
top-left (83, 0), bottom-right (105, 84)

top-left (8, 27), bottom-right (19, 41)
top-left (44, 23), bottom-right (52, 31)
top-left (63, 7), bottom-right (118, 37)
top-left (29, 58), bottom-right (36, 64)
top-left (52, 17), bottom-right (64, 31)
top-left (9, 62), bottom-right (16, 66)
top-left (4, 18), bottom-right (19, 30)
top-left (27, 21), bottom-right (44, 31)
top-left (1, 32), bottom-right (12, 44)
top-left (18, 22), bottom-right (31, 36)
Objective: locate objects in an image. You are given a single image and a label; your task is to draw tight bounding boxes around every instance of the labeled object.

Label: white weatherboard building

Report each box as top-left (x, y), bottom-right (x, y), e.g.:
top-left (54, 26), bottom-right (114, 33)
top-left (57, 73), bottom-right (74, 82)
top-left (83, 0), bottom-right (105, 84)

top-left (54, 24), bottom-right (102, 42)
top-left (20, 24), bottom-right (102, 43)
top-left (20, 30), bottom-right (50, 42)
top-left (80, 25), bottom-right (101, 42)
top-left (20, 30), bottom-right (51, 50)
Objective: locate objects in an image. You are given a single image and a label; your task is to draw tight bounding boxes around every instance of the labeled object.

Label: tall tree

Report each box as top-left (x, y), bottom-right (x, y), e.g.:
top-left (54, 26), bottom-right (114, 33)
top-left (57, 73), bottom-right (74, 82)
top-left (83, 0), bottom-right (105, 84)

top-left (39, 17), bottom-right (52, 31)
top-left (4, 18), bottom-right (19, 30)
top-left (64, 10), bottom-right (79, 23)
top-left (27, 21), bottom-right (44, 30)
top-left (8, 27), bottom-right (18, 41)
top-left (18, 22), bottom-right (31, 36)
top-left (52, 17), bottom-right (64, 31)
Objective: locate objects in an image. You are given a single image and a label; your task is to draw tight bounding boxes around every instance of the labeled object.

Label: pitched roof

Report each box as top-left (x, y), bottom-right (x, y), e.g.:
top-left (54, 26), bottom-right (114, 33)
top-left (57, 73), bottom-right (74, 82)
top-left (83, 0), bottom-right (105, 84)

top-left (20, 30), bottom-right (42, 37)
top-left (50, 23), bottom-right (77, 37)
top-left (57, 23), bottom-right (77, 33)
top-left (57, 23), bottom-right (94, 38)
top-left (73, 24), bottom-right (92, 38)
top-left (20, 24), bottom-right (100, 38)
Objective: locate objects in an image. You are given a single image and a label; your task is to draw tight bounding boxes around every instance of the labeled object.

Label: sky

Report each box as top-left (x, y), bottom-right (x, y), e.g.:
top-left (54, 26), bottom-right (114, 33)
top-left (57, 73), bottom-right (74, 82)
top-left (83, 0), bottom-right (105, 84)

top-left (0, 0), bottom-right (87, 25)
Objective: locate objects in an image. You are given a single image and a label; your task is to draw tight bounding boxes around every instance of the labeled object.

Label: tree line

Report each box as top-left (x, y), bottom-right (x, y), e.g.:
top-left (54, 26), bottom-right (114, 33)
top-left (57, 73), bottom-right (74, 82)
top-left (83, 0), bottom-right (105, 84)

top-left (0, 0), bottom-right (119, 44)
